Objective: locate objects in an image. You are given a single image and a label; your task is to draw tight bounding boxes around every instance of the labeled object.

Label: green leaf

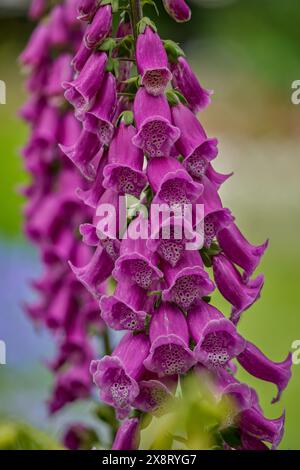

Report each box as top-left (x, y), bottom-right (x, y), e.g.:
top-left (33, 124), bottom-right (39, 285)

top-left (166, 90), bottom-right (180, 106)
top-left (98, 37), bottom-right (116, 52)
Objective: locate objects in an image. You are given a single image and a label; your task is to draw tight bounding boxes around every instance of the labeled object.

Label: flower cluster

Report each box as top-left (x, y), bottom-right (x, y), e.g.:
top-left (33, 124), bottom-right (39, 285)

top-left (21, 0), bottom-right (292, 450)
top-left (20, 0), bottom-right (108, 417)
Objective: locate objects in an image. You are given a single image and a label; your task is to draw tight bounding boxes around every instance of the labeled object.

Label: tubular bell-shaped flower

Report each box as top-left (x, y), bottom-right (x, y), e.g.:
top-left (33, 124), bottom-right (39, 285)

top-left (132, 87), bottom-right (180, 157)
top-left (171, 102), bottom-right (218, 180)
top-left (63, 51), bottom-right (107, 119)
top-left (212, 253), bottom-right (264, 324)
top-left (237, 341), bottom-right (292, 403)
top-left (171, 56), bottom-right (212, 113)
top-left (77, 0), bottom-right (98, 21)
top-left (83, 72), bottom-right (117, 145)
top-left (144, 302), bottom-right (196, 376)
top-left (161, 250), bottom-right (215, 310)
top-left (113, 214), bottom-right (163, 289)
top-left (90, 332), bottom-right (150, 418)
top-left (112, 418), bottom-right (140, 450)
top-left (217, 223), bottom-right (269, 280)
top-left (162, 0), bottom-right (191, 23)
top-left (100, 279), bottom-right (148, 331)
top-left (103, 121), bottom-right (147, 198)
top-left (136, 26), bottom-right (172, 96)
top-left (147, 156), bottom-right (203, 207)
top-left (84, 4), bottom-right (113, 49)
top-left (188, 300), bottom-right (246, 369)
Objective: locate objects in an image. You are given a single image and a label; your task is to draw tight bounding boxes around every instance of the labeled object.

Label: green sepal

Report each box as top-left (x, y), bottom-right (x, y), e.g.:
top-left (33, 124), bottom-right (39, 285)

top-left (137, 17), bottom-right (157, 34)
top-left (98, 37), bottom-right (116, 52)
top-left (142, 0), bottom-right (159, 16)
top-left (166, 90), bottom-right (180, 106)
top-left (101, 0), bottom-right (119, 14)
top-left (163, 39), bottom-right (185, 63)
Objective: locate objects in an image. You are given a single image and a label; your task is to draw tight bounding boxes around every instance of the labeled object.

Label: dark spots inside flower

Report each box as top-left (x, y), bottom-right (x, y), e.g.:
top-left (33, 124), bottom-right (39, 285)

top-left (129, 259), bottom-right (155, 289)
top-left (159, 179), bottom-right (190, 205)
top-left (158, 239), bottom-right (184, 266)
top-left (202, 331), bottom-right (232, 369)
top-left (140, 120), bottom-right (168, 157)
top-left (143, 69), bottom-right (170, 96)
top-left (185, 151), bottom-right (207, 179)
top-left (154, 344), bottom-right (190, 375)
top-left (98, 121), bottom-right (113, 145)
top-left (110, 371), bottom-right (131, 408)
top-left (170, 274), bottom-right (202, 309)
top-left (115, 167), bottom-right (145, 198)
top-left (111, 302), bottom-right (144, 331)
top-left (204, 215), bottom-right (216, 248)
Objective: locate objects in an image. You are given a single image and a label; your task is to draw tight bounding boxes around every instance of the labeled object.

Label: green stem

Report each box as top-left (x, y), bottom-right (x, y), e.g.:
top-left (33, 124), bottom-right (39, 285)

top-left (129, 0), bottom-right (143, 43)
top-left (103, 329), bottom-right (112, 356)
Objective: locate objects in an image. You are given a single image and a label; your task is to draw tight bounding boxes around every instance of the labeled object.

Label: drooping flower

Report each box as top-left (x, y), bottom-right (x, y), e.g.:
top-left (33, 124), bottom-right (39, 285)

top-left (136, 26), bottom-right (172, 96)
top-left (90, 332), bottom-right (150, 418)
top-left (171, 56), bottom-right (212, 113)
top-left (188, 300), bottom-right (246, 369)
top-left (161, 250), bottom-right (215, 310)
top-left (212, 253), bottom-right (264, 324)
top-left (132, 87), bottom-right (180, 157)
top-left (237, 341), bottom-right (292, 403)
top-left (144, 302), bottom-right (196, 376)
top-left (103, 121), bottom-right (147, 198)
top-left (84, 4), bottom-right (113, 49)
top-left (77, 0), bottom-right (98, 21)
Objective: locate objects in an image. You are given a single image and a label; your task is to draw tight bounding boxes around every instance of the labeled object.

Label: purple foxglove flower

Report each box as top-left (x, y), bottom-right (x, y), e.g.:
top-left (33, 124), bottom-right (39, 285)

top-left (147, 215), bottom-right (198, 267)
top-left (78, 0), bottom-right (98, 21)
top-left (237, 341), bottom-right (292, 403)
top-left (134, 374), bottom-right (176, 414)
top-left (112, 418), bottom-right (140, 451)
top-left (49, 5), bottom-right (69, 47)
top-left (29, 0), bottom-right (45, 20)
top-left (76, 150), bottom-right (108, 208)
top-left (217, 223), bottom-right (269, 280)
top-left (45, 54), bottom-right (73, 100)
top-left (84, 5), bottom-right (112, 49)
top-left (171, 102), bottom-right (218, 180)
top-left (48, 361), bottom-right (91, 414)
top-left (71, 42), bottom-right (92, 74)
top-left (196, 176), bottom-right (234, 247)
top-left (188, 300), bottom-right (246, 370)
top-left (162, 0), bottom-right (191, 23)
top-left (83, 73), bottom-right (116, 144)
top-left (59, 111), bottom-right (82, 149)
top-left (103, 122), bottom-right (147, 198)
top-left (171, 56), bottom-right (212, 113)
top-left (63, 51), bottom-right (107, 119)
top-left (61, 314), bottom-right (93, 363)
top-left (212, 253), bottom-right (264, 325)
top-left (31, 103), bottom-right (60, 150)
top-left (59, 129), bottom-right (101, 180)
top-left (45, 278), bottom-right (76, 330)
top-left (42, 227), bottom-right (76, 265)
top-left (20, 22), bottom-right (49, 68)
top-left (19, 95), bottom-right (45, 125)
top-left (240, 408), bottom-right (285, 449)
top-left (147, 156), bottom-right (203, 207)
top-left (144, 302), bottom-right (196, 376)
top-left (64, 424), bottom-right (97, 450)
top-left (132, 87), bottom-right (180, 157)
top-left (136, 26), bottom-right (172, 96)
top-left (162, 250), bottom-right (215, 310)
top-left (113, 214), bottom-right (163, 289)
top-left (90, 332), bottom-right (150, 418)
top-left (69, 243), bottom-right (114, 299)
top-left (100, 279), bottom-right (148, 331)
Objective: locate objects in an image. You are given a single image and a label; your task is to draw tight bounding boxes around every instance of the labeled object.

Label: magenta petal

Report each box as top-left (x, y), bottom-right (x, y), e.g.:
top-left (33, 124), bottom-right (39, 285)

top-left (240, 408), bottom-right (285, 449)
top-left (69, 244), bottom-right (114, 299)
top-left (76, 150), bottom-right (108, 207)
top-left (237, 341), bottom-right (292, 404)
top-left (171, 56), bottom-right (212, 113)
top-left (77, 0), bottom-right (98, 21)
top-left (112, 418), bottom-right (140, 450)
top-left (136, 27), bottom-right (172, 96)
top-left (84, 5), bottom-right (112, 49)
top-left (144, 303), bottom-right (195, 376)
top-left (133, 379), bottom-right (173, 414)
top-left (162, 0), bottom-right (191, 23)
top-left (162, 250), bottom-right (215, 310)
top-left (217, 223), bottom-right (269, 280)
top-left (133, 87), bottom-right (180, 157)
top-left (83, 73), bottom-right (116, 144)
top-left (100, 280), bottom-right (147, 331)
top-left (212, 254), bottom-right (264, 324)
top-left (188, 301), bottom-right (246, 369)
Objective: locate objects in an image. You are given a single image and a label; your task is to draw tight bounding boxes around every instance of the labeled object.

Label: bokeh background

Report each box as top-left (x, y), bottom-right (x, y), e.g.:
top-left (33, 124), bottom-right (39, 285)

top-left (0, 0), bottom-right (299, 449)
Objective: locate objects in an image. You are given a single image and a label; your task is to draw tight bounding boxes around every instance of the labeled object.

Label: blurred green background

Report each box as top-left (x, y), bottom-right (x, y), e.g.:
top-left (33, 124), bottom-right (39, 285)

top-left (0, 0), bottom-right (300, 449)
